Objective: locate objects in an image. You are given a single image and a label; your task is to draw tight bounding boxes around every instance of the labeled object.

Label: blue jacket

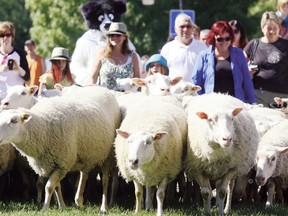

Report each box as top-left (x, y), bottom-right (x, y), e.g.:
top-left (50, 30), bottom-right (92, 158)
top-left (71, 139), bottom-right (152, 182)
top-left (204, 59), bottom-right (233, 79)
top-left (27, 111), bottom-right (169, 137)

top-left (192, 45), bottom-right (256, 104)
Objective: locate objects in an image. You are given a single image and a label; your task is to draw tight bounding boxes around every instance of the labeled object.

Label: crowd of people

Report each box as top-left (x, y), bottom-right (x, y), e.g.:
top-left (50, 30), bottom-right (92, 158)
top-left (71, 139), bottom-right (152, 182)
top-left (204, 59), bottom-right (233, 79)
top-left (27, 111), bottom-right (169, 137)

top-left (1, 3), bottom-right (288, 108)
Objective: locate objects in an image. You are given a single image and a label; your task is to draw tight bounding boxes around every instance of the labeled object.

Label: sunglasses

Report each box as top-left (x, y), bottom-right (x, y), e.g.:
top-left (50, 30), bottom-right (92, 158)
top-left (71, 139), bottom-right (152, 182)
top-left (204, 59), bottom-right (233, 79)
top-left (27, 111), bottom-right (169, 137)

top-left (0, 33), bottom-right (12, 38)
top-left (233, 29), bottom-right (240, 34)
top-left (179, 25), bottom-right (192, 29)
top-left (215, 36), bottom-right (232, 42)
top-left (108, 34), bottom-right (122, 37)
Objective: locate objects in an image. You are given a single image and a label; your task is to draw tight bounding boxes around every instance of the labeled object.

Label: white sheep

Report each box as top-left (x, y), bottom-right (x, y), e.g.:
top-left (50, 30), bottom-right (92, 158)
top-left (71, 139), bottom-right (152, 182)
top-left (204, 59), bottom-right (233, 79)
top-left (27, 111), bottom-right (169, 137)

top-left (183, 93), bottom-right (259, 215)
top-left (0, 86), bottom-right (121, 211)
top-left (170, 79), bottom-right (202, 96)
top-left (116, 77), bottom-right (139, 92)
top-left (1, 85), bottom-right (39, 109)
top-left (132, 73), bottom-right (182, 96)
top-left (255, 119), bottom-right (288, 208)
top-left (114, 96), bottom-right (187, 216)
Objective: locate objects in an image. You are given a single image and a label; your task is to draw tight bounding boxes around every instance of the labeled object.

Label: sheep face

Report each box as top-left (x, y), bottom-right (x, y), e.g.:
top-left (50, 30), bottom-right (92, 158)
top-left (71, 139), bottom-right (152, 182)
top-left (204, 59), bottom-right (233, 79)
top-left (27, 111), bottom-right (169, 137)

top-left (255, 146), bottom-right (288, 186)
top-left (1, 85), bottom-right (38, 109)
top-left (116, 78), bottom-right (139, 92)
top-left (0, 110), bottom-right (31, 144)
top-left (196, 107), bottom-right (242, 148)
top-left (271, 97), bottom-right (288, 114)
top-left (132, 73), bottom-right (182, 96)
top-left (170, 80), bottom-right (202, 96)
top-left (116, 130), bottom-right (167, 169)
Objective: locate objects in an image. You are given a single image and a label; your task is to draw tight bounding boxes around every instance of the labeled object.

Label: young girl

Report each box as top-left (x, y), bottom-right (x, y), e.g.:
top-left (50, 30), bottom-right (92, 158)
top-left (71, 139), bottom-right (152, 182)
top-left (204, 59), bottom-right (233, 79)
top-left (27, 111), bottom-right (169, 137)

top-left (276, 0), bottom-right (288, 39)
top-left (38, 47), bottom-right (74, 95)
top-left (145, 54), bottom-right (169, 76)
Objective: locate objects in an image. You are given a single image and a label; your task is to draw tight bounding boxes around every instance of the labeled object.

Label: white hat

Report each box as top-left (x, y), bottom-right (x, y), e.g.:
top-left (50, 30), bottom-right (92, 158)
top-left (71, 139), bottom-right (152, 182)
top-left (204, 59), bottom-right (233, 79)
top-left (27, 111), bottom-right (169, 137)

top-left (107, 22), bottom-right (127, 35)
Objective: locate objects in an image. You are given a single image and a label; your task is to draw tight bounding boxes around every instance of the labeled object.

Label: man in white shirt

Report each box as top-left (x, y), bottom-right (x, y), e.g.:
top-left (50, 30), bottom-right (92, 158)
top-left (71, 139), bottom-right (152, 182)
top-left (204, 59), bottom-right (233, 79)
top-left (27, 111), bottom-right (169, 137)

top-left (161, 13), bottom-right (207, 82)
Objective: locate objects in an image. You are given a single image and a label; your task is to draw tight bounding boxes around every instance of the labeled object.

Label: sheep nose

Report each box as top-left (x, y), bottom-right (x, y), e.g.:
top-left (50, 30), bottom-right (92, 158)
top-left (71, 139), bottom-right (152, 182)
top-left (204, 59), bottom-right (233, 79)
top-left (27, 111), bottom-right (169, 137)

top-left (129, 159), bottom-right (139, 168)
top-left (256, 176), bottom-right (265, 186)
top-left (160, 87), bottom-right (170, 92)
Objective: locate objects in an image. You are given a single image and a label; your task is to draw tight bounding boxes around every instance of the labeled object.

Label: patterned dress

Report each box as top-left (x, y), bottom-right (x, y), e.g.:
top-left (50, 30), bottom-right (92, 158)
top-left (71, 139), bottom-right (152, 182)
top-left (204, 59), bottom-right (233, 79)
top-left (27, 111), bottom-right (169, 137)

top-left (99, 54), bottom-right (134, 91)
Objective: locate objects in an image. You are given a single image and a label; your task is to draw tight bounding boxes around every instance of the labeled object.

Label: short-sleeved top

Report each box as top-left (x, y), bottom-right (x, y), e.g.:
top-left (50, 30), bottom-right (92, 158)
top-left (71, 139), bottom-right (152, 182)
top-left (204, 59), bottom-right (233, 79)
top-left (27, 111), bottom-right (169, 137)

top-left (98, 54), bottom-right (134, 91)
top-left (26, 55), bottom-right (43, 86)
top-left (244, 38), bottom-right (288, 93)
top-left (0, 48), bottom-right (30, 100)
top-left (39, 72), bottom-right (73, 89)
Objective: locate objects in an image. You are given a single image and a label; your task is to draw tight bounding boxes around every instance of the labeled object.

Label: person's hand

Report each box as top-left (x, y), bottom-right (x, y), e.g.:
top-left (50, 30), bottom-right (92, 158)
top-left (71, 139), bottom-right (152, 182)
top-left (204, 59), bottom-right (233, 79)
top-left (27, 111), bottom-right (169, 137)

top-left (0, 64), bottom-right (8, 73)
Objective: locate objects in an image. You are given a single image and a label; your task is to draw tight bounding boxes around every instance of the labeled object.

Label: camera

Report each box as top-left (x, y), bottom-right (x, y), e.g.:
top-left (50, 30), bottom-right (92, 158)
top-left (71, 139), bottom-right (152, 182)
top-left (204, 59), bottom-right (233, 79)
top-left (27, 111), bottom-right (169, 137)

top-left (8, 59), bottom-right (14, 70)
top-left (248, 61), bottom-right (259, 72)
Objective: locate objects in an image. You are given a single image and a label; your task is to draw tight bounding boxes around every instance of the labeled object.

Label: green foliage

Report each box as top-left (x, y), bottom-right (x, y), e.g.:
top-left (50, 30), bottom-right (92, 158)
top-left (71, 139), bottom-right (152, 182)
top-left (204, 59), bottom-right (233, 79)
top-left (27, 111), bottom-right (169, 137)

top-left (0, 0), bottom-right (31, 49)
top-left (25, 0), bottom-right (87, 58)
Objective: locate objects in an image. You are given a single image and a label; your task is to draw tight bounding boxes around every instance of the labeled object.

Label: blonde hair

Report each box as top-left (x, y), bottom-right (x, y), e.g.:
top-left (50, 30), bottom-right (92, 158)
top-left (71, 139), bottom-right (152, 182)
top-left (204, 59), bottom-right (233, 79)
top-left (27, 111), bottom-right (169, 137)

top-left (277, 0), bottom-right (288, 11)
top-left (260, 11), bottom-right (282, 28)
top-left (0, 21), bottom-right (15, 40)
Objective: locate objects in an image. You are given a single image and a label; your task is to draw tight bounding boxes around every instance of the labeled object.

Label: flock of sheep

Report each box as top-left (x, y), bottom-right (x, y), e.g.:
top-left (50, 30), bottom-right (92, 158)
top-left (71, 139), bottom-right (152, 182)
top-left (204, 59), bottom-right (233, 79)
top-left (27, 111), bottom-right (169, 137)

top-left (0, 73), bottom-right (287, 216)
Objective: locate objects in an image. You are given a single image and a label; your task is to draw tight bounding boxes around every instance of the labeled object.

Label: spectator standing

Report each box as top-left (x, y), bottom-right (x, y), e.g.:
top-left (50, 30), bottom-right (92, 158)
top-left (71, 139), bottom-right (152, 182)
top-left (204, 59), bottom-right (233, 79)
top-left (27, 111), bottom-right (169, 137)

top-left (192, 24), bottom-right (201, 40)
top-left (192, 21), bottom-right (255, 104)
top-left (24, 39), bottom-right (46, 87)
top-left (38, 47), bottom-right (74, 95)
top-left (276, 0), bottom-right (288, 39)
top-left (200, 29), bottom-right (210, 47)
top-left (0, 21), bottom-right (30, 101)
top-left (229, 20), bottom-right (249, 49)
top-left (244, 11), bottom-right (288, 106)
top-left (161, 13), bottom-right (206, 82)
top-left (89, 22), bottom-right (140, 90)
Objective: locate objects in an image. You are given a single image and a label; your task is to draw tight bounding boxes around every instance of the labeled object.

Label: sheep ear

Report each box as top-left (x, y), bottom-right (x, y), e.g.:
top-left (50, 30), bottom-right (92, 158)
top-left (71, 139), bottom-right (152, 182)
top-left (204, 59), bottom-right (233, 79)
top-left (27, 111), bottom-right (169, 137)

top-left (116, 129), bottom-right (130, 139)
top-left (153, 131), bottom-right (168, 141)
top-left (196, 112), bottom-right (208, 119)
top-left (21, 113), bottom-right (32, 123)
top-left (232, 107), bottom-right (243, 116)
top-left (274, 97), bottom-right (282, 105)
top-left (170, 77), bottom-right (182, 86)
top-left (28, 85), bottom-right (38, 95)
top-left (192, 85), bottom-right (202, 92)
top-left (132, 78), bottom-right (145, 87)
top-left (275, 146), bottom-right (288, 155)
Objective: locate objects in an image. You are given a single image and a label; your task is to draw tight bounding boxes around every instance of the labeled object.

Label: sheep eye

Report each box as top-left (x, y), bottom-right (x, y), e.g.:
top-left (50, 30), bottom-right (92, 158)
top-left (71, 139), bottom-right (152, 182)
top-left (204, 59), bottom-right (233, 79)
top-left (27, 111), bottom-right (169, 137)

top-left (132, 83), bottom-right (136, 87)
top-left (10, 117), bottom-right (18, 124)
top-left (108, 14), bottom-right (114, 20)
top-left (146, 140), bottom-right (152, 145)
top-left (21, 91), bottom-right (27, 96)
top-left (271, 156), bottom-right (276, 162)
top-left (98, 15), bottom-right (104, 22)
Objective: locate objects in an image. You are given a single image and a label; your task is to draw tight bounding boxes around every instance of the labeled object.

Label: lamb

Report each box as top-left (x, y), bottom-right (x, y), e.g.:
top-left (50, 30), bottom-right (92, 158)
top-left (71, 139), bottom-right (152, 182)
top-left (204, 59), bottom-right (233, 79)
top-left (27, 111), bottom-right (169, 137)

top-left (0, 86), bottom-right (121, 211)
top-left (255, 119), bottom-right (288, 208)
top-left (116, 77), bottom-right (139, 92)
top-left (114, 95), bottom-right (187, 216)
top-left (170, 79), bottom-right (202, 96)
top-left (183, 93), bottom-right (259, 215)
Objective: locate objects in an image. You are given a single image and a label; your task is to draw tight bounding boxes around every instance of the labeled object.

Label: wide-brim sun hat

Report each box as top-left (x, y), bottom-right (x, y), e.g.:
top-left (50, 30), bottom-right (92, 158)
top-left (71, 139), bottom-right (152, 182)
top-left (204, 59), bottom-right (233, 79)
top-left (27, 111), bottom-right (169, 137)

top-left (145, 54), bottom-right (169, 74)
top-left (50, 47), bottom-right (70, 61)
top-left (107, 22), bottom-right (127, 35)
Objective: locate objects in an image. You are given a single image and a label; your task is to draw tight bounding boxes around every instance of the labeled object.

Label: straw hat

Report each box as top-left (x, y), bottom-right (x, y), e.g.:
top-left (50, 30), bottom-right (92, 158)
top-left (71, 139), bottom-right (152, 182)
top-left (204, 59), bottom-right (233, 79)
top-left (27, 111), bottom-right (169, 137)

top-left (107, 22), bottom-right (127, 35)
top-left (50, 47), bottom-right (70, 61)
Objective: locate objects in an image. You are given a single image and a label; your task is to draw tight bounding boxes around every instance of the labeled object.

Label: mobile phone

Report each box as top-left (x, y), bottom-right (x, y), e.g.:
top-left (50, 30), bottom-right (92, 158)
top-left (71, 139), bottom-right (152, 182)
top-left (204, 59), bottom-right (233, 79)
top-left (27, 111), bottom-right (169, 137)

top-left (8, 59), bottom-right (14, 70)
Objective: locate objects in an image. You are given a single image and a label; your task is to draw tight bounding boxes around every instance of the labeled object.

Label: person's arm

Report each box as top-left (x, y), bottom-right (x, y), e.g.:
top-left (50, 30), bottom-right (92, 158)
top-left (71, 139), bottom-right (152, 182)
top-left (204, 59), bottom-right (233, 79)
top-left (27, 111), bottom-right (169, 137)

top-left (89, 53), bottom-right (103, 85)
top-left (16, 48), bottom-right (30, 81)
top-left (132, 52), bottom-right (140, 78)
top-left (191, 53), bottom-right (205, 95)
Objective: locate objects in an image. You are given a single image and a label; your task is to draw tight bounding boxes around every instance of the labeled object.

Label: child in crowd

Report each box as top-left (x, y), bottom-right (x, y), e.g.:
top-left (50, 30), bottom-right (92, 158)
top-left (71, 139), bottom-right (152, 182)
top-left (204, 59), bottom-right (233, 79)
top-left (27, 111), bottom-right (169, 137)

top-left (38, 47), bottom-right (74, 95)
top-left (145, 54), bottom-right (169, 76)
top-left (276, 0), bottom-right (288, 39)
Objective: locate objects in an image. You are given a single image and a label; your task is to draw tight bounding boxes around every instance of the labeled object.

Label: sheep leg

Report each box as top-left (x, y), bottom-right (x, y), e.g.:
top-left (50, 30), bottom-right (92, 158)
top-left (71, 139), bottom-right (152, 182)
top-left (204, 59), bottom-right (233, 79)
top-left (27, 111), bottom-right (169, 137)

top-left (224, 177), bottom-right (236, 214)
top-left (133, 180), bottom-right (143, 213)
top-left (100, 169), bottom-right (109, 212)
top-left (216, 169), bottom-right (237, 215)
top-left (145, 186), bottom-right (155, 211)
top-left (74, 171), bottom-right (88, 208)
top-left (109, 170), bottom-right (119, 207)
top-left (156, 177), bottom-right (168, 216)
top-left (54, 182), bottom-right (65, 209)
top-left (42, 170), bottom-right (66, 211)
top-left (266, 178), bottom-right (275, 208)
top-left (194, 175), bottom-right (212, 214)
top-left (36, 176), bottom-right (45, 203)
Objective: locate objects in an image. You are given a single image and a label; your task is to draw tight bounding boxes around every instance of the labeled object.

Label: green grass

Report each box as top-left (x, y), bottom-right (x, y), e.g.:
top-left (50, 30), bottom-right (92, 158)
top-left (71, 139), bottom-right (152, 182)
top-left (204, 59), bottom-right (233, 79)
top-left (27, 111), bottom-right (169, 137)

top-left (0, 200), bottom-right (287, 215)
